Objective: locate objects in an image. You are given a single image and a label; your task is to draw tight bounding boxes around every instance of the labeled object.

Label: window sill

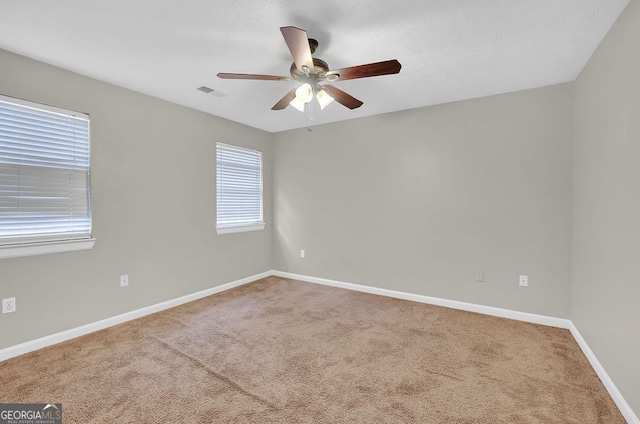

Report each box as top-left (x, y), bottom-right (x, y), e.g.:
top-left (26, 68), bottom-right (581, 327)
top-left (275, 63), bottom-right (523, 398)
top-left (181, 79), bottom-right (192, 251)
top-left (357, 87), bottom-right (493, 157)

top-left (0, 238), bottom-right (96, 259)
top-left (216, 223), bottom-right (265, 235)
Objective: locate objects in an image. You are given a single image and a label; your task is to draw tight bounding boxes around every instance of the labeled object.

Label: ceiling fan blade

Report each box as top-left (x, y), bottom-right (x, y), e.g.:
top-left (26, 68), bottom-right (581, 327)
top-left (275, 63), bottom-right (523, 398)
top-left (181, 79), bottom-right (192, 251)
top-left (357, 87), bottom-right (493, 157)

top-left (327, 59), bottom-right (402, 82)
top-left (217, 73), bottom-right (292, 81)
top-left (322, 85), bottom-right (363, 110)
top-left (271, 88), bottom-right (297, 110)
top-left (280, 26), bottom-right (315, 73)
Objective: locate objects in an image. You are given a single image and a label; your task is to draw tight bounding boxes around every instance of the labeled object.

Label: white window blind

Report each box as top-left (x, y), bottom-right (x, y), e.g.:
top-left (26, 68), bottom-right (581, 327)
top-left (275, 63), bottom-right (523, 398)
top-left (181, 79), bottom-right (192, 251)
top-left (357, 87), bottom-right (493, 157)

top-left (216, 143), bottom-right (264, 233)
top-left (0, 95), bottom-right (92, 246)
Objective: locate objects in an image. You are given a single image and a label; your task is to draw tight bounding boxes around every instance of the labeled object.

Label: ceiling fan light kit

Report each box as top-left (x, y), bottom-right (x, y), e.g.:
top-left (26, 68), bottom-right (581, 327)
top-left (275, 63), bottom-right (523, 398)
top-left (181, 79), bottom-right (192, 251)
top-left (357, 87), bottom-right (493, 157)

top-left (288, 83), bottom-right (334, 112)
top-left (217, 26), bottom-right (401, 113)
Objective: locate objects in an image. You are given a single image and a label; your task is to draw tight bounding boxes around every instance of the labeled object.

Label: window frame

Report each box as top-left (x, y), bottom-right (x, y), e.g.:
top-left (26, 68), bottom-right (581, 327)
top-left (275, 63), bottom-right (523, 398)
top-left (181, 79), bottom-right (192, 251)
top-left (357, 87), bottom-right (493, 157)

top-left (0, 94), bottom-right (95, 259)
top-left (215, 142), bottom-right (265, 235)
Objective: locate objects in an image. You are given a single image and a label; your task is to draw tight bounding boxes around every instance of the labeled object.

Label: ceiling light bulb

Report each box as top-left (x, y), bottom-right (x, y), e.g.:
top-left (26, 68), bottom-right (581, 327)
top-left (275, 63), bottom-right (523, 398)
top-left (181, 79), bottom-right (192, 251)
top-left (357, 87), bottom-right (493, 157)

top-left (289, 97), bottom-right (306, 112)
top-left (316, 89), bottom-right (334, 110)
top-left (295, 83), bottom-right (313, 104)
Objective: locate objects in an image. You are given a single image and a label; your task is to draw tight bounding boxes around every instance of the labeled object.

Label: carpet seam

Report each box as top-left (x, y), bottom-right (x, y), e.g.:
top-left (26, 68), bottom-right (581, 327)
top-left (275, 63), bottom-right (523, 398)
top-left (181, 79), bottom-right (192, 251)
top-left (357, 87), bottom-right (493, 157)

top-left (147, 335), bottom-right (279, 411)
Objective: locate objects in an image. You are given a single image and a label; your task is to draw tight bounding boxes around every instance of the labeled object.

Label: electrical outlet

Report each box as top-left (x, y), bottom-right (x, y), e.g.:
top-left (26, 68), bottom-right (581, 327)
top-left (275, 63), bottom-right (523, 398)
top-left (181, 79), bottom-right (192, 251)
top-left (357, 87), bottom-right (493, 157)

top-left (519, 275), bottom-right (528, 287)
top-left (300, 250), bottom-right (305, 258)
top-left (2, 297), bottom-right (16, 314)
top-left (475, 269), bottom-right (484, 282)
top-left (120, 275), bottom-right (129, 287)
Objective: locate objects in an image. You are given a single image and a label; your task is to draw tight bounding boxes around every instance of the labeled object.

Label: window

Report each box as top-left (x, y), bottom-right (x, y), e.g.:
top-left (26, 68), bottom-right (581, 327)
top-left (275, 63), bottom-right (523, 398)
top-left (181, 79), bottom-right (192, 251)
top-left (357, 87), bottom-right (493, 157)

top-left (216, 143), bottom-right (264, 234)
top-left (0, 95), bottom-right (94, 259)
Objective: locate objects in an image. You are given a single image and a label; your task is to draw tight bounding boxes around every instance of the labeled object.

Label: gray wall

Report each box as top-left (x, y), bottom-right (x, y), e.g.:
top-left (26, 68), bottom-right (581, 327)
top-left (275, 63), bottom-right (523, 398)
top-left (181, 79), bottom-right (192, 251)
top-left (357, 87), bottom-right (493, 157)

top-left (0, 49), bottom-right (273, 349)
top-left (273, 84), bottom-right (574, 318)
top-left (572, 0), bottom-right (640, 415)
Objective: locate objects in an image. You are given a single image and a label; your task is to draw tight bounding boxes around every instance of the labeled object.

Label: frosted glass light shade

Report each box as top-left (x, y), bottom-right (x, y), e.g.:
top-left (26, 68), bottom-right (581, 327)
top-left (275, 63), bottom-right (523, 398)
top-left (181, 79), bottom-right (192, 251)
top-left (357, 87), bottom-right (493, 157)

top-left (289, 97), bottom-right (306, 112)
top-left (295, 83), bottom-right (313, 103)
top-left (316, 89), bottom-right (334, 110)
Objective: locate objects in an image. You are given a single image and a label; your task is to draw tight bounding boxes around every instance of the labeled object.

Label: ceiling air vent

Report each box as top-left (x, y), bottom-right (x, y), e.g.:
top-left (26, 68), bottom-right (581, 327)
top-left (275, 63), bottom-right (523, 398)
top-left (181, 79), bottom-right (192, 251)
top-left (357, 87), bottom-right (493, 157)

top-left (197, 85), bottom-right (215, 94)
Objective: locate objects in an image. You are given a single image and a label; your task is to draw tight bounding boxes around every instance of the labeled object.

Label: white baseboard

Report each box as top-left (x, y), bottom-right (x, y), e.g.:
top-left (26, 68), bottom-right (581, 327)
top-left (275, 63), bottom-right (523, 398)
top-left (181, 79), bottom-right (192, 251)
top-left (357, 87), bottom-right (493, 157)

top-left (569, 323), bottom-right (639, 424)
top-left (271, 270), bottom-right (571, 329)
top-left (0, 270), bottom-right (272, 362)
top-left (272, 270), bottom-right (638, 423)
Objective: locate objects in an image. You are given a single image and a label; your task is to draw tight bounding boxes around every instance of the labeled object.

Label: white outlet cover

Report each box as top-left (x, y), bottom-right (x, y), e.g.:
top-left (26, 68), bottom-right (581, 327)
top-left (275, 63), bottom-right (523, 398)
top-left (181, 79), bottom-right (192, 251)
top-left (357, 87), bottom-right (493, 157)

top-left (2, 297), bottom-right (16, 314)
top-left (519, 275), bottom-right (528, 287)
top-left (120, 275), bottom-right (129, 287)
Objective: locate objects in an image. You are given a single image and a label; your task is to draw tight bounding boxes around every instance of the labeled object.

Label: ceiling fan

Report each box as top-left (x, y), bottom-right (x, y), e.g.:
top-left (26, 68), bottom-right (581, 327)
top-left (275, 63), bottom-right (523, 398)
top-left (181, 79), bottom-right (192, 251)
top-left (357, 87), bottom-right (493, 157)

top-left (217, 26), bottom-right (402, 112)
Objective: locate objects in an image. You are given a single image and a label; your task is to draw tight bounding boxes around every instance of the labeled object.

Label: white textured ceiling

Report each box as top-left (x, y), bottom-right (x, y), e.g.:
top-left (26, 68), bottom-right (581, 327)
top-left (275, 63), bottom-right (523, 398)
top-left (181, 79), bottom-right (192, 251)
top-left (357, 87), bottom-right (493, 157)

top-left (0, 0), bottom-right (630, 133)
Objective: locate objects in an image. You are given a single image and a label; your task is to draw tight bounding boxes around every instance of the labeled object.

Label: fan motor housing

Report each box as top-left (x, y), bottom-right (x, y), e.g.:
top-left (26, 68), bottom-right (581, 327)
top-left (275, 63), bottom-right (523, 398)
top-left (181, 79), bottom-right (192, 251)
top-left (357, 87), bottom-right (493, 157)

top-left (290, 58), bottom-right (330, 83)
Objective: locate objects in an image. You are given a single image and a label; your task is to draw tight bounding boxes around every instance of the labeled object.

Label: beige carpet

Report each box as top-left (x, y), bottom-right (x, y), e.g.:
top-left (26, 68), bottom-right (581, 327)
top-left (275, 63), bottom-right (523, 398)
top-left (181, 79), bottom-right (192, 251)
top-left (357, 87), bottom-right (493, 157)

top-left (0, 276), bottom-right (625, 423)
